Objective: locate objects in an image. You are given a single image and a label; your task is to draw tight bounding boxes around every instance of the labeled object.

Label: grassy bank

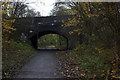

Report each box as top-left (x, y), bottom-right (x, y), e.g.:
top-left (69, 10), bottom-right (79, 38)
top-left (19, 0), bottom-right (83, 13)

top-left (56, 44), bottom-right (120, 79)
top-left (2, 41), bottom-right (37, 78)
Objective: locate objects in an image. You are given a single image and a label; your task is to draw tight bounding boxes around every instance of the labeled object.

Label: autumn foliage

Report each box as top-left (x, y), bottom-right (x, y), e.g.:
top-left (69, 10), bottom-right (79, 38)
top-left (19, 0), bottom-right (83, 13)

top-left (2, 2), bottom-right (16, 41)
top-left (2, 2), bottom-right (37, 78)
top-left (57, 2), bottom-right (120, 79)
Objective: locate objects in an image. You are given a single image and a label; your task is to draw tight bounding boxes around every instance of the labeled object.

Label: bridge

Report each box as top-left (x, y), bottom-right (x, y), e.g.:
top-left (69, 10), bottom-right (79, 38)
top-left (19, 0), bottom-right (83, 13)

top-left (14, 15), bottom-right (80, 50)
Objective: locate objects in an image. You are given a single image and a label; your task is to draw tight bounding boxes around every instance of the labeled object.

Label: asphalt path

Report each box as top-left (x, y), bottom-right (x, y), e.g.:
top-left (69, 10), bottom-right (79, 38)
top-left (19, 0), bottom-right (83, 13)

top-left (14, 51), bottom-right (62, 78)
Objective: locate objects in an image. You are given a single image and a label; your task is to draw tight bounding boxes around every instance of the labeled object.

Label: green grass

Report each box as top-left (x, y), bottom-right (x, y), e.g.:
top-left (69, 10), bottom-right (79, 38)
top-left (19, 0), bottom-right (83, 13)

top-left (72, 44), bottom-right (119, 78)
top-left (2, 41), bottom-right (37, 78)
top-left (73, 52), bottom-right (111, 76)
top-left (56, 44), bottom-right (120, 79)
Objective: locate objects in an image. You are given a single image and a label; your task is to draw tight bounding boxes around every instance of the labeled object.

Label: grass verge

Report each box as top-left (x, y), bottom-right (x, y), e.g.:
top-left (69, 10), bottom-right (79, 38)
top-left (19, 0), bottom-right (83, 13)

top-left (2, 41), bottom-right (37, 78)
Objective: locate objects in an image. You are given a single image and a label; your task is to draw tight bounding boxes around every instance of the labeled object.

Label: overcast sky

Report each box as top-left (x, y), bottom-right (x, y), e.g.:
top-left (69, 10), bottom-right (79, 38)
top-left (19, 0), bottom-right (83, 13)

top-left (4, 0), bottom-right (120, 16)
top-left (25, 0), bottom-right (56, 16)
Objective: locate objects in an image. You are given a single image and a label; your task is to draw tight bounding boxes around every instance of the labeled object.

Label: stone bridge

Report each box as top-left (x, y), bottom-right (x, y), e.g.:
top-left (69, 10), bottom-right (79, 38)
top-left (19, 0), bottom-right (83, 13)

top-left (14, 15), bottom-right (79, 50)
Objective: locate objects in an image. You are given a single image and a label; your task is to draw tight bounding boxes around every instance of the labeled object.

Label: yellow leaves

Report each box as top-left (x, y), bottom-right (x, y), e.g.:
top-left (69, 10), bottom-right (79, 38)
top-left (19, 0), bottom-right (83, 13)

top-left (2, 2), bottom-right (16, 34)
top-left (73, 29), bottom-right (82, 35)
top-left (2, 2), bottom-right (6, 5)
top-left (7, 2), bottom-right (10, 5)
top-left (77, 15), bottom-right (81, 20)
top-left (85, 10), bottom-right (88, 14)
top-left (100, 73), bottom-right (105, 77)
top-left (2, 2), bottom-right (11, 8)
top-left (111, 70), bottom-right (116, 73)
top-left (87, 14), bottom-right (92, 18)
top-left (116, 76), bottom-right (120, 79)
top-left (80, 73), bottom-right (86, 76)
top-left (2, 18), bottom-right (16, 34)
top-left (107, 70), bottom-right (110, 75)
top-left (87, 14), bottom-right (99, 18)
top-left (69, 31), bottom-right (73, 35)
top-left (61, 24), bottom-right (64, 27)
top-left (68, 18), bottom-right (71, 21)
top-left (56, 39), bottom-right (58, 42)
top-left (67, 75), bottom-right (71, 77)
top-left (93, 74), bottom-right (96, 77)
top-left (64, 18), bottom-right (79, 27)
top-left (74, 29), bottom-right (79, 32)
top-left (98, 8), bottom-right (101, 10)
top-left (12, 28), bottom-right (16, 31)
top-left (78, 32), bottom-right (81, 35)
top-left (2, 2), bottom-right (11, 10)
top-left (81, 20), bottom-right (84, 23)
top-left (2, 10), bottom-right (8, 15)
top-left (8, 31), bottom-right (11, 34)
top-left (112, 75), bottom-right (116, 78)
top-left (2, 3), bottom-right (16, 38)
top-left (60, 72), bottom-right (64, 75)
top-left (73, 9), bottom-right (78, 14)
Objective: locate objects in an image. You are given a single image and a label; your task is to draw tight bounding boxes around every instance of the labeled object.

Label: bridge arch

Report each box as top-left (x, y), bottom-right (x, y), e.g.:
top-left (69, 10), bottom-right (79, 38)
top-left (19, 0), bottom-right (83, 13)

top-left (30, 30), bottom-right (70, 50)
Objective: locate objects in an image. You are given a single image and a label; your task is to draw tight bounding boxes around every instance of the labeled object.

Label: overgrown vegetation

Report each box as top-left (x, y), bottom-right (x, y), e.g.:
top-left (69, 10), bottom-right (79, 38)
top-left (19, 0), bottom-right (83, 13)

top-left (53, 2), bottom-right (120, 79)
top-left (2, 2), bottom-right (37, 78)
top-left (56, 44), bottom-right (120, 79)
top-left (2, 41), bottom-right (37, 78)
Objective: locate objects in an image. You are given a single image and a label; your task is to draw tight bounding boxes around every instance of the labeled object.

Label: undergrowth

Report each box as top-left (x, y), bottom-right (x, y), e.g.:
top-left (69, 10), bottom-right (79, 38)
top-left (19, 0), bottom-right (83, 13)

top-left (57, 44), bottom-right (120, 79)
top-left (2, 40), bottom-right (37, 78)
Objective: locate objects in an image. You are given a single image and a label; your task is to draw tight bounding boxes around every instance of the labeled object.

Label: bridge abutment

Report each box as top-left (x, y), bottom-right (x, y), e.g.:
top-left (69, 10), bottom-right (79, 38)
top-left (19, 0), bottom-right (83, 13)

top-left (30, 34), bottom-right (38, 49)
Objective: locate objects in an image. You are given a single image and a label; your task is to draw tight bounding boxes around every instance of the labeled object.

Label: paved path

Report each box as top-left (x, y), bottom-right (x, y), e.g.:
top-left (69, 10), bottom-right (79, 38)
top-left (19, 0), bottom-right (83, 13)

top-left (15, 51), bottom-right (62, 78)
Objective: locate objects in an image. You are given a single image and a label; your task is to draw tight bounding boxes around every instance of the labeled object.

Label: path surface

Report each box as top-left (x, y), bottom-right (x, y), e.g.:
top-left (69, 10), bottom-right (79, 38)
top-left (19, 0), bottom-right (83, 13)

top-left (15, 51), bottom-right (62, 78)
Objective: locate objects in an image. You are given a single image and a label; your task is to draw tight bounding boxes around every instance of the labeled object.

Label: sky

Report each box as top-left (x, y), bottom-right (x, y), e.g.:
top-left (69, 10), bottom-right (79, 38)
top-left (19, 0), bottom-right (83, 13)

top-left (25, 0), bottom-right (56, 16)
top-left (3, 0), bottom-right (120, 16)
top-left (3, 0), bottom-right (56, 16)
top-left (25, 0), bottom-right (120, 16)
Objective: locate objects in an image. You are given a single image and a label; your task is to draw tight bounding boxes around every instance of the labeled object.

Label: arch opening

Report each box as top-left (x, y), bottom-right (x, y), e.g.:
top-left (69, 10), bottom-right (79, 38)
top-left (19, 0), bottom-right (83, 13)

top-left (30, 30), bottom-right (70, 50)
top-left (37, 33), bottom-right (68, 50)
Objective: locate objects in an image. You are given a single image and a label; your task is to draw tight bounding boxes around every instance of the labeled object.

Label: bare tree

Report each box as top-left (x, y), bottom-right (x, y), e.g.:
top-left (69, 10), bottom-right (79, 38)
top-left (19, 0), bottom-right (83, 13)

top-left (9, 0), bottom-right (41, 17)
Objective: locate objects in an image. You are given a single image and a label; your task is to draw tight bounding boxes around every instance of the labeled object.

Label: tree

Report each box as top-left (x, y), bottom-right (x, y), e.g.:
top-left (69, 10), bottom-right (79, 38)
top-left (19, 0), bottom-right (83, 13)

top-left (50, 1), bottom-right (73, 16)
top-left (2, 2), bottom-right (16, 41)
top-left (25, 9), bottom-right (41, 17)
top-left (9, 0), bottom-right (28, 17)
top-left (61, 2), bottom-right (120, 60)
top-left (8, 0), bottom-right (41, 17)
